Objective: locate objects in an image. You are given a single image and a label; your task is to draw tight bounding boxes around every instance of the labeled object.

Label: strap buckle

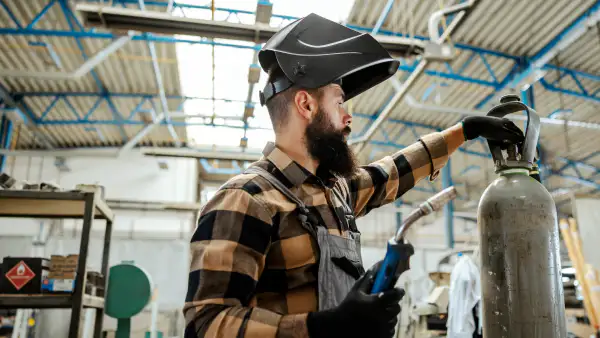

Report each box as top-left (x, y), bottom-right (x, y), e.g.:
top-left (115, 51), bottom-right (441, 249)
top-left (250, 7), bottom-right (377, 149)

top-left (259, 91), bottom-right (266, 106)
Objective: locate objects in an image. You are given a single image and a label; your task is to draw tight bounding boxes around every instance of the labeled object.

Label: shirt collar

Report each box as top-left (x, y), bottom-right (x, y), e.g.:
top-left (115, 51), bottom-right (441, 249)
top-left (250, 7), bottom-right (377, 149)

top-left (261, 142), bottom-right (337, 188)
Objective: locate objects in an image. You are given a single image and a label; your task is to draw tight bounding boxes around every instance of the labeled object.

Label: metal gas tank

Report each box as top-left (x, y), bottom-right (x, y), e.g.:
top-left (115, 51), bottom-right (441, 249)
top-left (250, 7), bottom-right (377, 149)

top-left (478, 169), bottom-right (566, 338)
top-left (478, 94), bottom-right (567, 338)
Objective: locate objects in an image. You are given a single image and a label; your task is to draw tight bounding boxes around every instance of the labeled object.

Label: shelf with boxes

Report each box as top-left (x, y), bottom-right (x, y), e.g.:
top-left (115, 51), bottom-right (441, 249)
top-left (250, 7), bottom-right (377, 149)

top-left (0, 189), bottom-right (114, 338)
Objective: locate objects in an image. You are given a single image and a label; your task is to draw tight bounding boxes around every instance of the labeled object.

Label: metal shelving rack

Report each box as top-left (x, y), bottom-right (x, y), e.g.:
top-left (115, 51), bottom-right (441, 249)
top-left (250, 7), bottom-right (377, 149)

top-left (0, 190), bottom-right (114, 338)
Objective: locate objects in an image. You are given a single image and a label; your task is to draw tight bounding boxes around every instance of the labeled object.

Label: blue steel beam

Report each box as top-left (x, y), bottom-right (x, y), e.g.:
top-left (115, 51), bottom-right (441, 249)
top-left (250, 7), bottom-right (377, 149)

top-left (395, 210), bottom-right (402, 232)
top-left (476, 1), bottom-right (600, 108)
top-left (8, 1), bottom-right (600, 103)
top-left (354, 112), bottom-right (600, 191)
top-left (551, 173), bottom-right (600, 190)
top-left (13, 0), bottom-right (600, 96)
top-left (371, 0), bottom-right (394, 35)
top-left (11, 92), bottom-right (600, 191)
top-left (28, 41), bottom-right (63, 69)
top-left (57, 0), bottom-right (129, 142)
top-left (554, 157), bottom-right (600, 177)
top-left (21, 90), bottom-right (599, 176)
top-left (399, 62), bottom-right (498, 87)
top-left (14, 90), bottom-right (600, 184)
top-left (27, 0), bottom-right (57, 29)
top-left (88, 0), bottom-right (520, 60)
top-left (459, 165), bottom-right (481, 176)
top-left (240, 0), bottom-right (270, 146)
top-left (0, 28), bottom-right (263, 51)
top-left (137, 0), bottom-right (180, 146)
top-left (0, 84), bottom-right (56, 148)
top-left (0, 0), bottom-right (518, 63)
top-left (0, 0), bottom-right (23, 28)
top-left (474, 60), bottom-right (524, 109)
top-left (57, 0), bottom-right (103, 90)
top-left (0, 114), bottom-right (13, 172)
top-left (540, 77), bottom-right (600, 103)
top-left (443, 158), bottom-right (454, 248)
top-left (4, 1), bottom-right (600, 193)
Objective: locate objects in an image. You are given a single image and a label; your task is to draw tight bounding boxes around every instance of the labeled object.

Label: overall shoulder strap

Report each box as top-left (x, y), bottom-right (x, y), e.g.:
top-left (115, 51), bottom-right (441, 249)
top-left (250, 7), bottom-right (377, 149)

top-left (244, 166), bottom-right (307, 211)
top-left (244, 167), bottom-right (320, 237)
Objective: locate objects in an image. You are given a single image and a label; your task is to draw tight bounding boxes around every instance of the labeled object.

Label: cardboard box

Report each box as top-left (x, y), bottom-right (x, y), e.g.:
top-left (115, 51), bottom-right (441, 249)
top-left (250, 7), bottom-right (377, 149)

top-left (48, 255), bottom-right (78, 279)
top-left (429, 272), bottom-right (451, 287)
top-left (41, 278), bottom-right (75, 293)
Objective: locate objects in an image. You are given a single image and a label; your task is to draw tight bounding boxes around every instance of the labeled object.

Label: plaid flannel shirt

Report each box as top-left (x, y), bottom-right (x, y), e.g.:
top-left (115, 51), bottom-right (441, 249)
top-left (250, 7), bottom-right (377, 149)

top-left (184, 123), bottom-right (465, 338)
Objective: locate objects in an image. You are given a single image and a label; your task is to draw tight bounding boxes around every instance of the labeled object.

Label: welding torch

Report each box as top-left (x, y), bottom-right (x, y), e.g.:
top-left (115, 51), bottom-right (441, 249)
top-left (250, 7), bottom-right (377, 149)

top-left (370, 186), bottom-right (459, 294)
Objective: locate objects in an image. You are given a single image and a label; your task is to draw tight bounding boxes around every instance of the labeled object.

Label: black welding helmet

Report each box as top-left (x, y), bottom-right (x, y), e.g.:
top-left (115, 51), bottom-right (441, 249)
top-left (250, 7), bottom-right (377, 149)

top-left (258, 13), bottom-right (400, 106)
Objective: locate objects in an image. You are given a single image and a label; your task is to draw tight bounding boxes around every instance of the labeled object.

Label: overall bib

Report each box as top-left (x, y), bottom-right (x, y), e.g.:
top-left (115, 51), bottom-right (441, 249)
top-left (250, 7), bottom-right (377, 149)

top-left (245, 167), bottom-right (365, 311)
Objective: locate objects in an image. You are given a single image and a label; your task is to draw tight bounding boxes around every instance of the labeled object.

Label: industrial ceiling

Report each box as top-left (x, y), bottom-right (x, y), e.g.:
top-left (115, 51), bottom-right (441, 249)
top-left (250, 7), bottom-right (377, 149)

top-left (1, 0), bottom-right (599, 211)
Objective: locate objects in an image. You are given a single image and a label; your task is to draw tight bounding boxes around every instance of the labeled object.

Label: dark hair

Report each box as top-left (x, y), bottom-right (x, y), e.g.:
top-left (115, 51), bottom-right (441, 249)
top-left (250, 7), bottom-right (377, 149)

top-left (265, 66), bottom-right (321, 131)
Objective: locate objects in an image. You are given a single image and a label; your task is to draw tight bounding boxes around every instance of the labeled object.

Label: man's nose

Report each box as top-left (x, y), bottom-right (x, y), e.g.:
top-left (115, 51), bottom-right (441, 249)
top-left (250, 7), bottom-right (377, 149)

top-left (342, 109), bottom-right (352, 127)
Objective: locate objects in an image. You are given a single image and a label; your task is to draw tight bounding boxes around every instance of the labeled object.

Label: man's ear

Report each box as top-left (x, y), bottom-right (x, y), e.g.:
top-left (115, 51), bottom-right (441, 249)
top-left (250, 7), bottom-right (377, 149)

top-left (294, 90), bottom-right (318, 121)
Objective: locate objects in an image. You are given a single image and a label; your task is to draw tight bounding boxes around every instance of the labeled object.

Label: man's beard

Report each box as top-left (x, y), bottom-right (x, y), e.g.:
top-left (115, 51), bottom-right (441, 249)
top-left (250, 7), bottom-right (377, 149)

top-left (305, 107), bottom-right (358, 178)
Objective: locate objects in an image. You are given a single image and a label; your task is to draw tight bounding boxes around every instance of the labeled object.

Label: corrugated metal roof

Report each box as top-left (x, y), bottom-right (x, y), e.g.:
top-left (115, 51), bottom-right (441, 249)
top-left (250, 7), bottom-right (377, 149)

top-left (346, 0), bottom-right (600, 206)
top-left (1, 0), bottom-right (600, 208)
top-left (0, 0), bottom-right (186, 148)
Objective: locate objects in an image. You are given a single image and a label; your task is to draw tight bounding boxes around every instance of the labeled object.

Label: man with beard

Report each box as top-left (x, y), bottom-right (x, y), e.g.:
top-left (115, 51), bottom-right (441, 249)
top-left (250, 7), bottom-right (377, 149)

top-left (184, 13), bottom-right (524, 338)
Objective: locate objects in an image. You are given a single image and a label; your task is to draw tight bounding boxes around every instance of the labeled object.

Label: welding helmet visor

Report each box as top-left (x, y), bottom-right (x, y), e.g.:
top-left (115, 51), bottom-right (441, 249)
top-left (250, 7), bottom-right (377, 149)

top-left (258, 13), bottom-right (399, 106)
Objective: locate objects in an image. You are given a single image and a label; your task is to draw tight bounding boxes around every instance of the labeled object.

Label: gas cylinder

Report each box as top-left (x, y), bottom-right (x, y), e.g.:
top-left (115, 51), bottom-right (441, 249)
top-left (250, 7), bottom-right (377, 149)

top-left (478, 95), bottom-right (567, 338)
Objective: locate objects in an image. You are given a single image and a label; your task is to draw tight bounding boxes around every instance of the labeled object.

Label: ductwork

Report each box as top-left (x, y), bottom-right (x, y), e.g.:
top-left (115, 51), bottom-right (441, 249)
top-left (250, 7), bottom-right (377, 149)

top-left (0, 34), bottom-right (132, 80)
top-left (428, 0), bottom-right (475, 42)
top-left (75, 4), bottom-right (426, 56)
top-left (0, 146), bottom-right (263, 161)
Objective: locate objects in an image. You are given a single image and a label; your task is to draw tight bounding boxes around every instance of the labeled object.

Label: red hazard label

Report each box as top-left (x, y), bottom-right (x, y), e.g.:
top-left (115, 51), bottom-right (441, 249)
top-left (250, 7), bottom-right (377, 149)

top-left (5, 261), bottom-right (36, 291)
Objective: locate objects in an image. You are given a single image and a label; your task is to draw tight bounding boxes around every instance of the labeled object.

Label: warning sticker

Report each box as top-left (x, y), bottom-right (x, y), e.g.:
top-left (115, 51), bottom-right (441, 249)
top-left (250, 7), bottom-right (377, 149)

top-left (5, 260), bottom-right (36, 290)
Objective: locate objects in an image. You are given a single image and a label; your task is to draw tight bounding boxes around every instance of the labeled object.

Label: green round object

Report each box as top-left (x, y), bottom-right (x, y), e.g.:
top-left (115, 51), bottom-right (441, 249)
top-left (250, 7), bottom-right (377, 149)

top-left (105, 262), bottom-right (152, 319)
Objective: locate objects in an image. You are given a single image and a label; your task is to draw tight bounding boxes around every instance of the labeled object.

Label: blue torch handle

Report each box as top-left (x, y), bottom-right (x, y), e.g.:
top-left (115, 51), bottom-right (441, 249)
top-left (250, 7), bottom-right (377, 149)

top-left (370, 239), bottom-right (413, 294)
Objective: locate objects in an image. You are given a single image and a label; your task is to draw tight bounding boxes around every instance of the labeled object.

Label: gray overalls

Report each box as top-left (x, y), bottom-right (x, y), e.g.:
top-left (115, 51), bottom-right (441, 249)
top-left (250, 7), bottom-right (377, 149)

top-left (245, 166), bottom-right (365, 311)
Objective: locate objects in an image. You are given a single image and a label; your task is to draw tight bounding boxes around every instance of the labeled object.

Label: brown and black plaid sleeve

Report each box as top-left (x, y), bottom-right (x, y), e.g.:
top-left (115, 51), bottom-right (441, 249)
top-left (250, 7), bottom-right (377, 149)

top-left (183, 184), bottom-right (308, 338)
top-left (349, 123), bottom-right (465, 217)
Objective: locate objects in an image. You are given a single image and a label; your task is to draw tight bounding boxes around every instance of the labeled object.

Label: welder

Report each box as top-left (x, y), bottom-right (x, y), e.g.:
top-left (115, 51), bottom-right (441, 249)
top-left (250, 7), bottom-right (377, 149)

top-left (183, 13), bottom-right (524, 338)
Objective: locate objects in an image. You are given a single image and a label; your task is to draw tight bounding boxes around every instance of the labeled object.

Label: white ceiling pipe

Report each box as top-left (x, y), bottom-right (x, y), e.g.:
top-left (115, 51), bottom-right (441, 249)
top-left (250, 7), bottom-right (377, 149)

top-left (403, 92), bottom-right (600, 131)
top-left (428, 0), bottom-right (475, 42)
top-left (118, 110), bottom-right (249, 156)
top-left (0, 34), bottom-right (132, 80)
top-left (139, 0), bottom-right (180, 148)
top-left (0, 147), bottom-right (263, 161)
top-left (349, 60), bottom-right (427, 150)
top-left (170, 112), bottom-right (244, 120)
top-left (118, 0), bottom-right (180, 154)
top-left (118, 112), bottom-right (167, 155)
top-left (350, 0), bottom-right (478, 152)
top-left (0, 148), bottom-right (120, 158)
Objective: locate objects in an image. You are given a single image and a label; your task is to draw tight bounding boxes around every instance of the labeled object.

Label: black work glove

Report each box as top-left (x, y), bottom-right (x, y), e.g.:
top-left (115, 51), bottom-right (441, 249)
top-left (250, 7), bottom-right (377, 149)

top-left (307, 261), bottom-right (405, 338)
top-left (462, 116), bottom-right (525, 142)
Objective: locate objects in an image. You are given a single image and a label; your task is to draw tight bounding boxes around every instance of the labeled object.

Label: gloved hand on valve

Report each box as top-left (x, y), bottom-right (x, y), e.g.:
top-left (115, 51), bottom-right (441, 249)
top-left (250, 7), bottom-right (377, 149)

top-left (307, 261), bottom-right (405, 338)
top-left (462, 116), bottom-right (525, 143)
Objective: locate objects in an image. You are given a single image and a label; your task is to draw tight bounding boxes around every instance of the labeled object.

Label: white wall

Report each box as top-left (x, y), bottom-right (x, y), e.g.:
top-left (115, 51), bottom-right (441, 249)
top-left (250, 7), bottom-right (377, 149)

top-left (1, 152), bottom-right (198, 336)
top-left (3, 151), bottom-right (196, 204)
top-left (2, 151), bottom-right (198, 237)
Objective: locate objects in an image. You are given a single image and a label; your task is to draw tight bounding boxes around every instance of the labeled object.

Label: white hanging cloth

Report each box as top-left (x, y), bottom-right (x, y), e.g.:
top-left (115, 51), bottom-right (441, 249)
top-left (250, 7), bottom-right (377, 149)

top-left (446, 254), bottom-right (482, 338)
